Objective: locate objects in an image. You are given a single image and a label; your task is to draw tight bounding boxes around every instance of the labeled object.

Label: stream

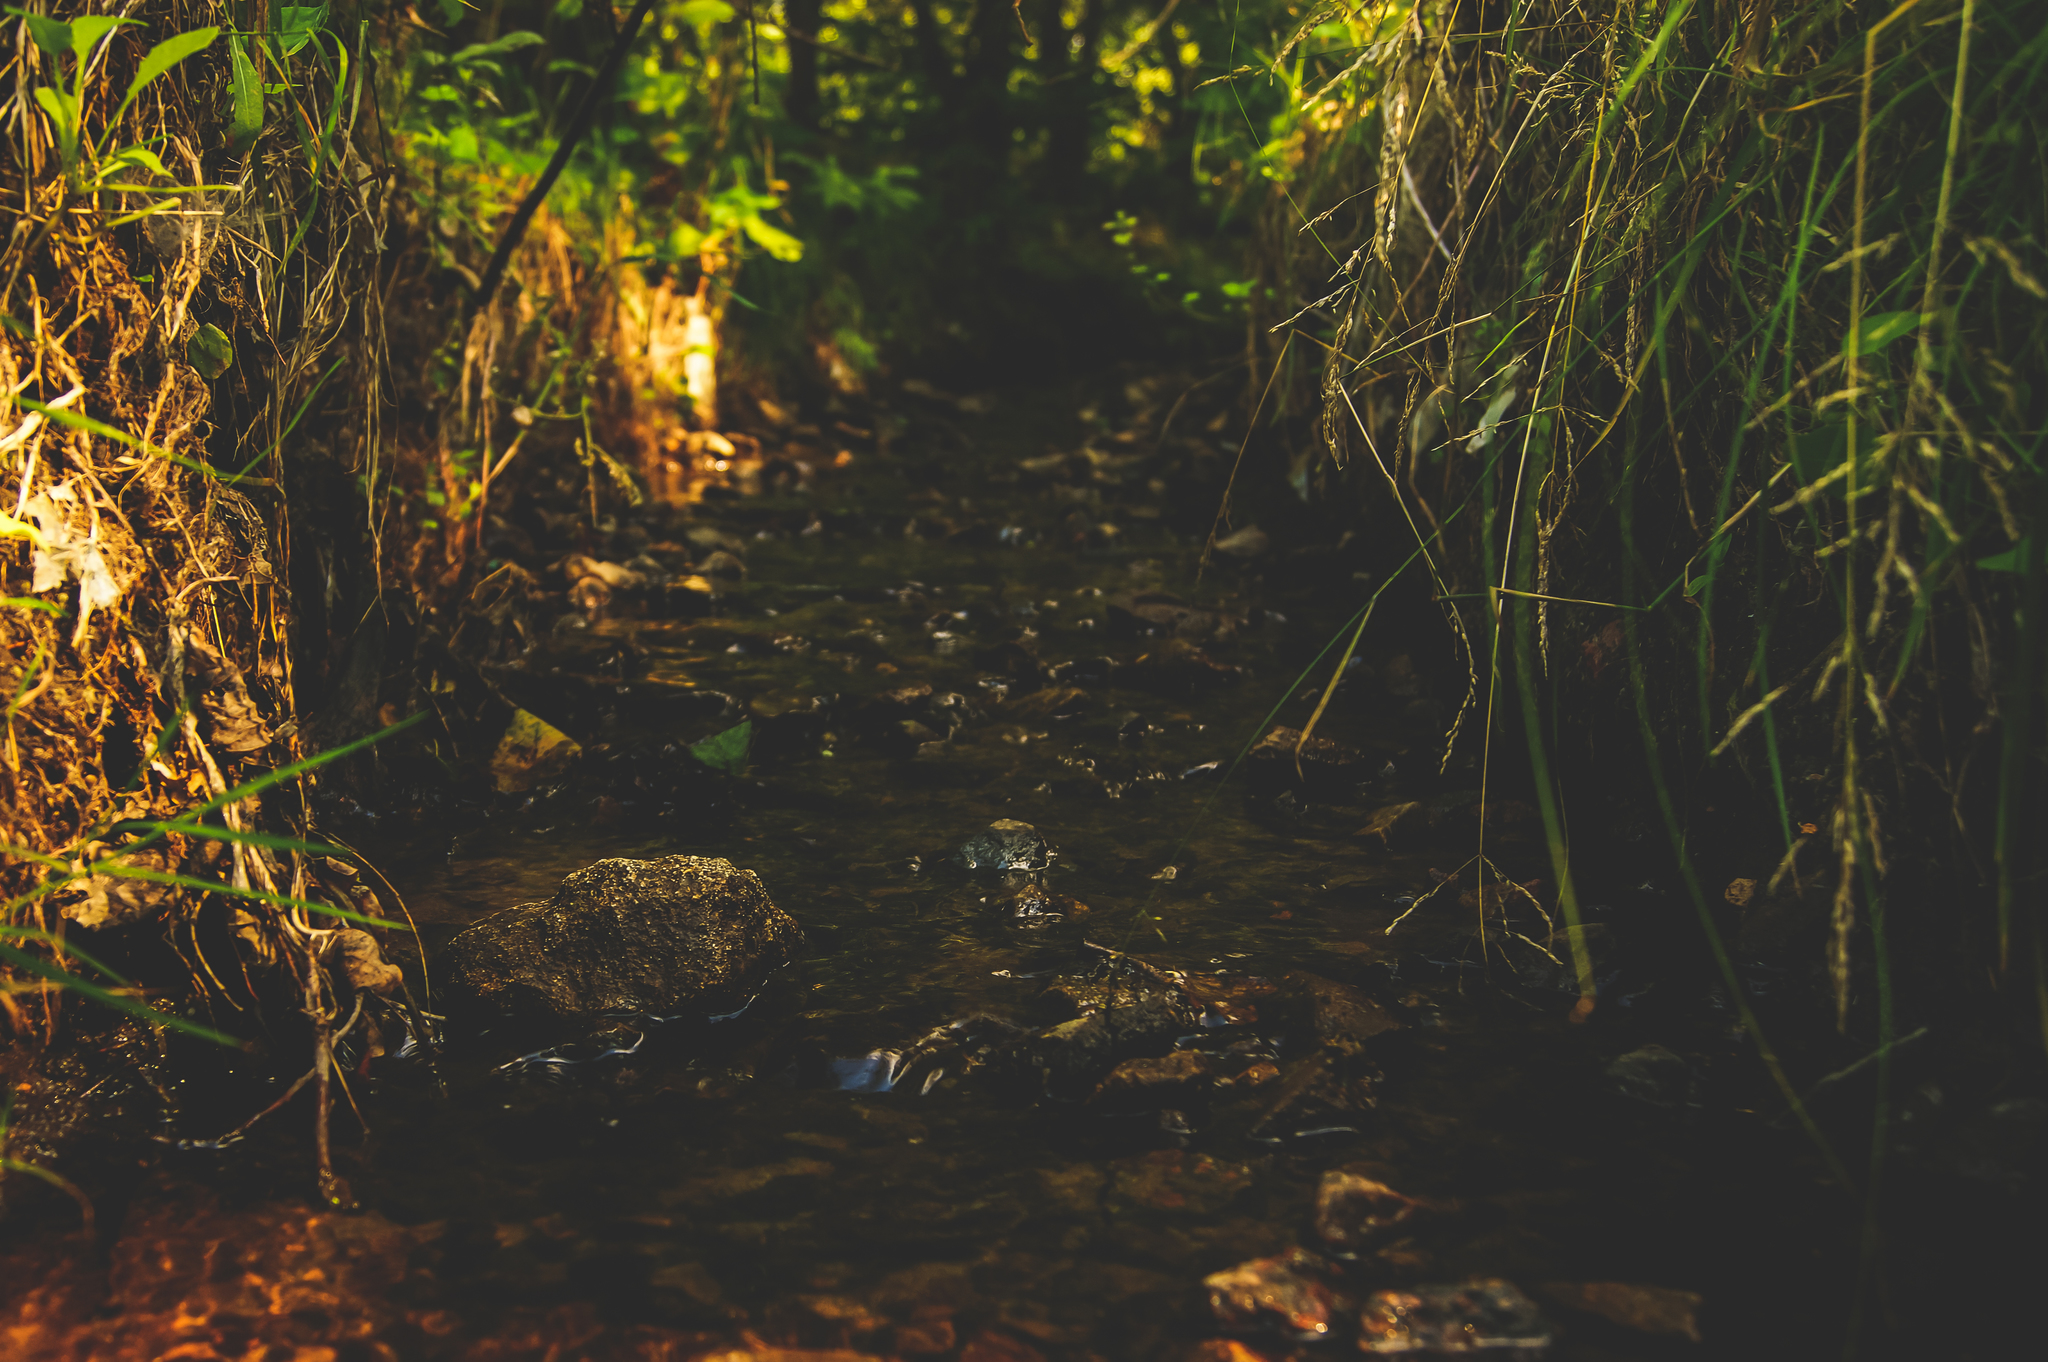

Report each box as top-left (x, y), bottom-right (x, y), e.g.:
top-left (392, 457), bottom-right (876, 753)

top-left (0, 375), bottom-right (1999, 1360)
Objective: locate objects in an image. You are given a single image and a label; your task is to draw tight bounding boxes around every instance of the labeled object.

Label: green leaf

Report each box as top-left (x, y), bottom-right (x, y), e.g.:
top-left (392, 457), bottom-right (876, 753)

top-left (65, 13), bottom-right (134, 59)
top-left (187, 323), bottom-right (234, 379)
top-left (739, 215), bottom-right (803, 262)
top-left (32, 84), bottom-right (75, 150)
top-left (17, 396), bottom-right (141, 449)
top-left (119, 26), bottom-right (217, 122)
top-left (10, 9), bottom-right (71, 56)
top-left (105, 143), bottom-right (172, 178)
top-left (278, 4), bottom-right (327, 55)
top-left (452, 30), bottom-right (544, 64)
top-left (1854, 310), bottom-right (1931, 356)
top-left (689, 719), bottom-right (752, 773)
top-left (227, 34), bottom-right (263, 152)
top-left (676, 0), bottom-right (735, 26)
top-left (1976, 538), bottom-right (2036, 573)
top-left (2, 596), bottom-right (62, 616)
top-left (433, 0), bottom-right (465, 26)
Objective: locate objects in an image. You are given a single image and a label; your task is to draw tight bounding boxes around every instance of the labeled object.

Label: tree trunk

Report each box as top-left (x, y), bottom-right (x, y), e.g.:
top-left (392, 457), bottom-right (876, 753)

top-left (784, 0), bottom-right (822, 128)
top-left (1047, 0), bottom-right (1104, 187)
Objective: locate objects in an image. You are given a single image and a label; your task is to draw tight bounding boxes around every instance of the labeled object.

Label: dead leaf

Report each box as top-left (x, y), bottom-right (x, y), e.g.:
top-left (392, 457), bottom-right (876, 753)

top-left (490, 710), bottom-right (581, 793)
top-left (331, 929), bottom-right (403, 995)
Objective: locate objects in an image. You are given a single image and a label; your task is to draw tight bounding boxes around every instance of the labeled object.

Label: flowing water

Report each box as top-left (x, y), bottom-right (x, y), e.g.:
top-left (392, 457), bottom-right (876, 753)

top-left (2, 377), bottom-right (1991, 1359)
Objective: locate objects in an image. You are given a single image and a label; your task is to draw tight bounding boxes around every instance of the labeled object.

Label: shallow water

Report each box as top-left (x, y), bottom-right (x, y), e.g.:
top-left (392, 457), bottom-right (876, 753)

top-left (0, 379), bottom-right (1967, 1359)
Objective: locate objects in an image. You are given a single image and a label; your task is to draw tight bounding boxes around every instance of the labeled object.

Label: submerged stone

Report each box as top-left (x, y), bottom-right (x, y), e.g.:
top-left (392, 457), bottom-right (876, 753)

top-left (1312, 1171), bottom-right (1424, 1255)
top-left (1356, 1278), bottom-right (1551, 1355)
top-left (1090, 1050), bottom-right (1214, 1108)
top-left (954, 819), bottom-right (1054, 871)
top-left (1605, 1044), bottom-right (1699, 1110)
top-left (1204, 1248), bottom-right (1346, 1340)
top-left (1282, 972), bottom-right (1405, 1057)
top-left (1000, 992), bottom-right (1191, 1099)
top-left (441, 856), bottom-right (803, 1029)
top-left (1246, 1052), bottom-right (1381, 1142)
top-left (1247, 726), bottom-right (1372, 795)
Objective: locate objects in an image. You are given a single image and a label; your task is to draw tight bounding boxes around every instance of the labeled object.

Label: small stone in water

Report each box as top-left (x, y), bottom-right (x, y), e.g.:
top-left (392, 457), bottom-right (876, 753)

top-left (1090, 1050), bottom-right (1213, 1106)
top-left (1312, 1171), bottom-right (1424, 1254)
top-left (1605, 1044), bottom-right (1699, 1110)
top-left (1356, 1278), bottom-right (1551, 1354)
top-left (954, 819), bottom-right (1055, 871)
top-left (1204, 1249), bottom-right (1346, 1340)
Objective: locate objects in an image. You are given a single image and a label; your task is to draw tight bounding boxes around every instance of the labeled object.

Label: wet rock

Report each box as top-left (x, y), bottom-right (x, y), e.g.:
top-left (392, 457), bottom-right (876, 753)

top-left (1204, 1248), bottom-right (1347, 1340)
top-left (852, 682), bottom-right (935, 734)
top-left (1039, 952), bottom-right (1199, 1026)
top-left (1091, 1050), bottom-right (1214, 1108)
top-left (869, 1015), bottom-right (1033, 1095)
top-left (1001, 993), bottom-right (1193, 1099)
top-left (1006, 685), bottom-right (1090, 718)
top-left (985, 884), bottom-right (1085, 921)
top-left (1313, 1171), bottom-right (1425, 1255)
top-left (1537, 1281), bottom-right (1702, 1342)
top-left (569, 574), bottom-right (612, 620)
top-left (1121, 638), bottom-right (1244, 694)
top-left (1112, 1149), bottom-right (1251, 1214)
top-left (561, 554), bottom-right (648, 590)
top-left (442, 856), bottom-right (803, 1029)
top-left (974, 639), bottom-right (1044, 685)
top-left (1246, 1052), bottom-right (1381, 1142)
top-left (1248, 726), bottom-right (1373, 796)
top-left (697, 548), bottom-right (747, 579)
top-left (1046, 656), bottom-right (1118, 685)
top-left (1281, 972), bottom-right (1405, 1057)
top-left (1183, 973), bottom-right (1280, 1028)
top-left (1605, 1045), bottom-right (1700, 1111)
top-left (1109, 591), bottom-right (1239, 640)
top-left (1213, 1061), bottom-right (1280, 1093)
top-left (1356, 1278), bottom-right (1552, 1355)
top-left (659, 573), bottom-right (718, 612)
top-left (954, 819), bottom-right (1054, 871)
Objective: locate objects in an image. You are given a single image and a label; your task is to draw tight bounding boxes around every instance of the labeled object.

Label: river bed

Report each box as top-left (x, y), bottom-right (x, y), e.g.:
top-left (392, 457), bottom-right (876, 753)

top-left (0, 375), bottom-right (2003, 1360)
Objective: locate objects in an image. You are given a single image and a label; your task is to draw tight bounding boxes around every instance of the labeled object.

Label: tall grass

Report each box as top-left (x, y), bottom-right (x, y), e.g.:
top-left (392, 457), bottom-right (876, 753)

top-left (1245, 11), bottom-right (2042, 1341)
top-left (1259, 0), bottom-right (2044, 1044)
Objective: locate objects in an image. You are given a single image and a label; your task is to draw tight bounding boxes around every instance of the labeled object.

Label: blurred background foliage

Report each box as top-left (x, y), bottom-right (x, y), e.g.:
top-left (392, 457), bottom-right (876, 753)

top-left (387, 0), bottom-right (1396, 388)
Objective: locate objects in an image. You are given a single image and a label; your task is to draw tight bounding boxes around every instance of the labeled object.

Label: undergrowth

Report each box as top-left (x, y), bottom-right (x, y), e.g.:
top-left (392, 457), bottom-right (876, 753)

top-left (1249, 0), bottom-right (2044, 1082)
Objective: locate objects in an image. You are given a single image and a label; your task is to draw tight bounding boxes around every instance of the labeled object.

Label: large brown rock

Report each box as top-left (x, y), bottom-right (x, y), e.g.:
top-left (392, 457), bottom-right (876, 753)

top-left (442, 856), bottom-right (803, 1028)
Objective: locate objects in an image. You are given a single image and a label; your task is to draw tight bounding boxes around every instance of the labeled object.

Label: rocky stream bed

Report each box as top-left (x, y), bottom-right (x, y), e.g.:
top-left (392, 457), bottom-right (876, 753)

top-left (0, 375), bottom-right (2036, 1360)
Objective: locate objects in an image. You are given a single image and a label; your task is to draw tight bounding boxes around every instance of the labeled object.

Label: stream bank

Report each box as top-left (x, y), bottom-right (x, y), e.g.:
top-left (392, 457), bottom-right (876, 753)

top-left (1, 373), bottom-right (2038, 1360)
